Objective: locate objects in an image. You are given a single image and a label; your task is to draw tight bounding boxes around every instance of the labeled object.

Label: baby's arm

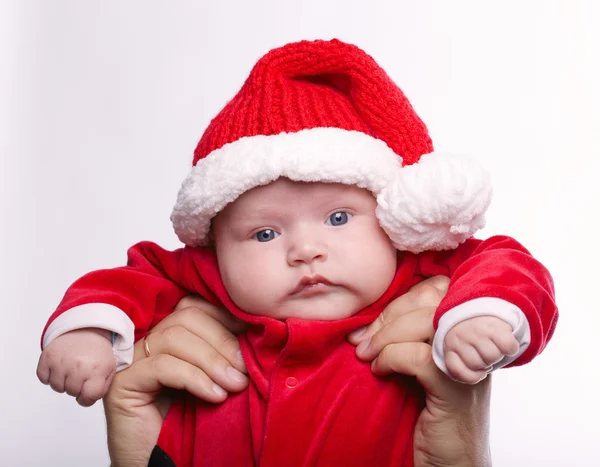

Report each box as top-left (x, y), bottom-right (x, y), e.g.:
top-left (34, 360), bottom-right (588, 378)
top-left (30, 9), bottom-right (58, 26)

top-left (38, 242), bottom-right (194, 405)
top-left (37, 328), bottom-right (115, 406)
top-left (420, 235), bottom-right (557, 383)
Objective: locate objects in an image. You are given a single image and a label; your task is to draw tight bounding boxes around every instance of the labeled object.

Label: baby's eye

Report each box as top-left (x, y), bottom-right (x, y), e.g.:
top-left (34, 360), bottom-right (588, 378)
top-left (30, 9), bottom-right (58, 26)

top-left (326, 212), bottom-right (352, 226)
top-left (255, 229), bottom-right (280, 242)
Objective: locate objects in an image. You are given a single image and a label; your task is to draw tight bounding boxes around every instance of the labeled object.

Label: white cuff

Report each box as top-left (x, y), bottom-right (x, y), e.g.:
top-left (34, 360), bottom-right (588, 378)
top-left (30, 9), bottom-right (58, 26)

top-left (432, 297), bottom-right (531, 377)
top-left (43, 304), bottom-right (135, 371)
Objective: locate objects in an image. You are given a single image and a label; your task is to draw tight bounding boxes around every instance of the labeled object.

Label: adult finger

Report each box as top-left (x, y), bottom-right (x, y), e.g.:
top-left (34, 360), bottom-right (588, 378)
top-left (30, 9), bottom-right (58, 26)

top-left (356, 307), bottom-right (435, 361)
top-left (151, 305), bottom-right (247, 374)
top-left (373, 341), bottom-right (492, 414)
top-left (348, 277), bottom-right (448, 345)
top-left (142, 325), bottom-right (248, 393)
top-left (174, 296), bottom-right (248, 334)
top-left (371, 342), bottom-right (438, 384)
top-left (119, 353), bottom-right (229, 404)
top-left (371, 342), bottom-right (448, 393)
top-left (420, 275), bottom-right (451, 294)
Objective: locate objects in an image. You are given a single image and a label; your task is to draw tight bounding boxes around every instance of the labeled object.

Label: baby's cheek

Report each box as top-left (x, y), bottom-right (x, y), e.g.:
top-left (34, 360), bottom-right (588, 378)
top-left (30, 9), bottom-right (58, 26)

top-left (219, 258), bottom-right (282, 315)
top-left (222, 273), bottom-right (260, 312)
top-left (356, 246), bottom-right (397, 304)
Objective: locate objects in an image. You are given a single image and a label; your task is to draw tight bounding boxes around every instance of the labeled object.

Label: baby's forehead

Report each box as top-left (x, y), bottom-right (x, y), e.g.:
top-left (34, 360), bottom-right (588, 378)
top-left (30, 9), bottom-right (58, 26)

top-left (240, 178), bottom-right (371, 205)
top-left (216, 178), bottom-right (375, 220)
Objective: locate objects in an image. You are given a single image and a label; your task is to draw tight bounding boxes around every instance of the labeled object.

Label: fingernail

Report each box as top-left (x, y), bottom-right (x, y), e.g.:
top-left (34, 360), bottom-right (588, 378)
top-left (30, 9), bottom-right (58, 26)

top-left (226, 366), bottom-right (247, 383)
top-left (236, 350), bottom-right (247, 373)
top-left (356, 336), bottom-right (371, 355)
top-left (349, 326), bottom-right (367, 341)
top-left (212, 384), bottom-right (227, 396)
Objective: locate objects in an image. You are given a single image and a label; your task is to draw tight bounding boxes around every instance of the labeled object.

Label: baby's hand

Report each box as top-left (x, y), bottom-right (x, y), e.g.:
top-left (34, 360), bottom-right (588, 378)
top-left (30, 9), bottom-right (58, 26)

top-left (36, 328), bottom-right (116, 407)
top-left (444, 316), bottom-right (520, 384)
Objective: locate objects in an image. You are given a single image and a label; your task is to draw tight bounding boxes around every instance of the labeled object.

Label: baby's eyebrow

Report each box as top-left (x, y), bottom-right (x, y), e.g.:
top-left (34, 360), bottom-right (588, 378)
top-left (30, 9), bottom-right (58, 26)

top-left (240, 207), bottom-right (285, 220)
top-left (226, 210), bottom-right (285, 230)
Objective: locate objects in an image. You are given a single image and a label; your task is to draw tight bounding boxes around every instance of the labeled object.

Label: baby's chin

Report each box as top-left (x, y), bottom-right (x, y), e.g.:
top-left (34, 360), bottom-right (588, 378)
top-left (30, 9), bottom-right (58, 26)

top-left (254, 298), bottom-right (367, 322)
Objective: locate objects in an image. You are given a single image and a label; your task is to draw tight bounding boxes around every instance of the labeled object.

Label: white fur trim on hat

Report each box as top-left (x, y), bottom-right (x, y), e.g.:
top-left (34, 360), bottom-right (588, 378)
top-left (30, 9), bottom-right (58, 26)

top-left (376, 152), bottom-right (493, 253)
top-left (171, 127), bottom-right (402, 246)
top-left (171, 129), bottom-right (492, 252)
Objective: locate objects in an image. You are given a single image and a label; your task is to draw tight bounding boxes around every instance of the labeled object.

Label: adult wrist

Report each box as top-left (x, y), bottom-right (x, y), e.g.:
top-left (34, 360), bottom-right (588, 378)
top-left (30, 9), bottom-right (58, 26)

top-left (414, 390), bottom-right (492, 467)
top-left (416, 438), bottom-right (491, 467)
top-left (105, 401), bottom-right (156, 467)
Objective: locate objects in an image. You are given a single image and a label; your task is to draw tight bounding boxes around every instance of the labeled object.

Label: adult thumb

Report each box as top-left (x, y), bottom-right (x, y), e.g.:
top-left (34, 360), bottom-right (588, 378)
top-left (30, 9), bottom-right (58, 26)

top-left (371, 342), bottom-right (460, 401)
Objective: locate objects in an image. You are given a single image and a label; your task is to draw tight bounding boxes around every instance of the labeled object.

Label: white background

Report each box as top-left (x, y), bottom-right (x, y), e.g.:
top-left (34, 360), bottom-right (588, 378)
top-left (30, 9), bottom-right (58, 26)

top-left (2, 1), bottom-right (598, 465)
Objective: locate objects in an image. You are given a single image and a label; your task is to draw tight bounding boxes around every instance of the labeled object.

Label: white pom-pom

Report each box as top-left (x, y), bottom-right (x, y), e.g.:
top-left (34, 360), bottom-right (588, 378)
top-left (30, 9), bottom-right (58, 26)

top-left (376, 152), bottom-right (493, 253)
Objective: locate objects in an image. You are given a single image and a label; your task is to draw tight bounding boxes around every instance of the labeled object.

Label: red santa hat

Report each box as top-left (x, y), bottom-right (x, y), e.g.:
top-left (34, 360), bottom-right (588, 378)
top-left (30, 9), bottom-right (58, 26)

top-left (171, 39), bottom-right (492, 254)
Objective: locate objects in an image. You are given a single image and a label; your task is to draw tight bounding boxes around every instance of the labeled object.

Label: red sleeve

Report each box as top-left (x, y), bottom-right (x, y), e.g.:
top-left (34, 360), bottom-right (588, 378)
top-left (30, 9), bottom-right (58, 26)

top-left (417, 235), bottom-right (558, 367)
top-left (40, 241), bottom-right (216, 347)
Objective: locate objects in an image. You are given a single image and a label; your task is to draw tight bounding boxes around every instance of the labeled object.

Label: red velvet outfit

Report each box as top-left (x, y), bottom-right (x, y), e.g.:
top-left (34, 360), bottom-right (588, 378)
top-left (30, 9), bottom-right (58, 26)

top-left (43, 235), bottom-right (557, 466)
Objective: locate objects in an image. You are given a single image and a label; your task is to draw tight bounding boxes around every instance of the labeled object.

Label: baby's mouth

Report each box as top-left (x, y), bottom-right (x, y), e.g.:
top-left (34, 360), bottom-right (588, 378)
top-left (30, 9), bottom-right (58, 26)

top-left (291, 275), bottom-right (333, 295)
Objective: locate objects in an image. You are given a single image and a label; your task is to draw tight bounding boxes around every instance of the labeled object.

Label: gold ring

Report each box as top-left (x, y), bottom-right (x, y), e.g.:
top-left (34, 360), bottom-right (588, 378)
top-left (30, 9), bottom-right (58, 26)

top-left (143, 333), bottom-right (151, 358)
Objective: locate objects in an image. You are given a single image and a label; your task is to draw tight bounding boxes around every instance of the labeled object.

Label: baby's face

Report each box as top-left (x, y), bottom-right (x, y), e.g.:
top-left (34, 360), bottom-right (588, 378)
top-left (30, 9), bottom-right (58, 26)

top-left (212, 178), bottom-right (397, 320)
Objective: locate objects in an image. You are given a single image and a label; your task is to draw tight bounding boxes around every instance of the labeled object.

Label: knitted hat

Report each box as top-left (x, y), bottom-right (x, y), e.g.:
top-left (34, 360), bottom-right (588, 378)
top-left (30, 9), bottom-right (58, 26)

top-left (170, 39), bottom-right (492, 254)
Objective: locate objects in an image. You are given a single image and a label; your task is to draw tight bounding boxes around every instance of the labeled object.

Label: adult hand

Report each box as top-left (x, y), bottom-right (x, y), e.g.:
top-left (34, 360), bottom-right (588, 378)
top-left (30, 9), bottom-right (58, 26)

top-left (104, 297), bottom-right (248, 467)
top-left (105, 281), bottom-right (491, 467)
top-left (349, 277), bottom-right (492, 467)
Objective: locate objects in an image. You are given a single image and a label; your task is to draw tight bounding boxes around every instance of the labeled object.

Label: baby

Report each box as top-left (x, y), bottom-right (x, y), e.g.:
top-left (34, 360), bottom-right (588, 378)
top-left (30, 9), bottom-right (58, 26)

top-left (37, 39), bottom-right (557, 465)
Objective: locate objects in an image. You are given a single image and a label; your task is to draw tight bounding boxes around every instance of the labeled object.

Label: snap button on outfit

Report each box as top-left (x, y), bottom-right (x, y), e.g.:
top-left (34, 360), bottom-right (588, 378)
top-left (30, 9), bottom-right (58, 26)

top-left (285, 377), bottom-right (298, 388)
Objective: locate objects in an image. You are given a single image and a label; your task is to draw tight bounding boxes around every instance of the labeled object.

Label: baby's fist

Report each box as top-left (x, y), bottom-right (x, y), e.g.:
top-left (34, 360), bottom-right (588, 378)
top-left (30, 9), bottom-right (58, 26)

top-left (37, 328), bottom-right (116, 406)
top-left (444, 316), bottom-right (520, 384)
